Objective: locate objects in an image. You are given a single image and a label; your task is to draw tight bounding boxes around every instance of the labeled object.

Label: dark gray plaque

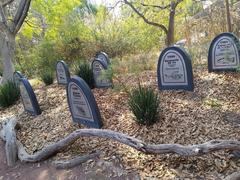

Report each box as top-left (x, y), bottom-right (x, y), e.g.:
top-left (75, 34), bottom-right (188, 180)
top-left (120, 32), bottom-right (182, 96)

top-left (96, 52), bottom-right (110, 65)
top-left (20, 78), bottom-right (41, 115)
top-left (208, 33), bottom-right (240, 72)
top-left (92, 59), bottom-right (112, 88)
top-left (56, 60), bottom-right (71, 85)
top-left (67, 77), bottom-right (102, 128)
top-left (157, 46), bottom-right (194, 91)
top-left (13, 71), bottom-right (24, 87)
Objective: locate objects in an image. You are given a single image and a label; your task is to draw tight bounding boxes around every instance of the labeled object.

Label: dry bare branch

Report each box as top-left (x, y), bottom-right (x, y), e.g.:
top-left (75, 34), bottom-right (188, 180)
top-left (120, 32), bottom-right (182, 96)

top-left (123, 0), bottom-right (168, 35)
top-left (2, 118), bottom-right (240, 166)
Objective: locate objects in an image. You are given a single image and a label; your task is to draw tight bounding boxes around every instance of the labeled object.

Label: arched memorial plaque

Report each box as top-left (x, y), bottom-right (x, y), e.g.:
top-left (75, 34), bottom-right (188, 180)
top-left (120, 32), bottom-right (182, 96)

top-left (56, 60), bottom-right (71, 85)
top-left (67, 77), bottom-right (103, 128)
top-left (157, 46), bottom-right (194, 91)
top-left (20, 78), bottom-right (41, 115)
top-left (92, 59), bottom-right (112, 88)
top-left (96, 51), bottom-right (110, 65)
top-left (208, 32), bottom-right (240, 72)
top-left (13, 71), bottom-right (24, 87)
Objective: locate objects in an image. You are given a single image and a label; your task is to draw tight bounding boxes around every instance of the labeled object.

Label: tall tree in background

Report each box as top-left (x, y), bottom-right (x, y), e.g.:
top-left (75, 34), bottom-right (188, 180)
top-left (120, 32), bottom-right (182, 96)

top-left (225, 0), bottom-right (232, 32)
top-left (0, 0), bottom-right (31, 84)
top-left (123, 0), bottom-right (183, 46)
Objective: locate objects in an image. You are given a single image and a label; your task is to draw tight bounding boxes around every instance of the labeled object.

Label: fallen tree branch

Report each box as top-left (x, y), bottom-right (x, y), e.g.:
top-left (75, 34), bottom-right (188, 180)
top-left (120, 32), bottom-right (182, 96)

top-left (0, 116), bottom-right (18, 166)
top-left (1, 117), bottom-right (240, 166)
top-left (52, 151), bottom-right (100, 169)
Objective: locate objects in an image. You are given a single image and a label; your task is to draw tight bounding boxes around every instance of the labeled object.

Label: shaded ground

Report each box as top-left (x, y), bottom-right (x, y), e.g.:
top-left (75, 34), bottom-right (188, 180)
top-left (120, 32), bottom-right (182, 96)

top-left (0, 139), bottom-right (86, 180)
top-left (0, 140), bottom-right (139, 180)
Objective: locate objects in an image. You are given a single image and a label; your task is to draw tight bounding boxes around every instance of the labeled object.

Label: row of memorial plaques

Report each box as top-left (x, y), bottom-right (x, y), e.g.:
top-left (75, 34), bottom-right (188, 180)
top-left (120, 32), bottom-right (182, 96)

top-left (66, 52), bottom-right (109, 128)
top-left (14, 70), bottom-right (102, 128)
top-left (55, 51), bottom-right (112, 89)
top-left (157, 32), bottom-right (240, 91)
top-left (92, 52), bottom-right (112, 88)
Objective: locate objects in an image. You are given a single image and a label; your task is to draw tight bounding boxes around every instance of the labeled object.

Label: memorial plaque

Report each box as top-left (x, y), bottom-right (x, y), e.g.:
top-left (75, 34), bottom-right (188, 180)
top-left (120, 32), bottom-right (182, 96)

top-left (92, 59), bottom-right (112, 88)
top-left (56, 60), bottom-right (71, 85)
top-left (96, 51), bottom-right (110, 65)
top-left (67, 77), bottom-right (102, 128)
top-left (208, 32), bottom-right (240, 72)
top-left (13, 71), bottom-right (24, 87)
top-left (20, 78), bottom-right (41, 115)
top-left (157, 46), bottom-right (194, 91)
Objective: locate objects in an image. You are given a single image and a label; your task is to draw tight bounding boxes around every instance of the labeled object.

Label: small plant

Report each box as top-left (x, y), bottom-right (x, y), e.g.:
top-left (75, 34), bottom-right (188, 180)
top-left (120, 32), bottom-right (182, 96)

top-left (203, 98), bottom-right (222, 108)
top-left (40, 70), bottom-right (54, 86)
top-left (128, 84), bottom-right (160, 126)
top-left (74, 61), bottom-right (94, 89)
top-left (0, 80), bottom-right (20, 108)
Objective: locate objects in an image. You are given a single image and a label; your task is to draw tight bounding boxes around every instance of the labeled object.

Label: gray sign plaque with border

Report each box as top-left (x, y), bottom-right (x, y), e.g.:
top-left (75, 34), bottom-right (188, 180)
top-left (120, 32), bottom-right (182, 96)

top-left (67, 77), bottom-right (103, 128)
top-left (157, 46), bottom-right (194, 91)
top-left (20, 78), bottom-right (41, 115)
top-left (208, 33), bottom-right (240, 72)
top-left (92, 59), bottom-right (112, 88)
top-left (56, 60), bottom-right (70, 85)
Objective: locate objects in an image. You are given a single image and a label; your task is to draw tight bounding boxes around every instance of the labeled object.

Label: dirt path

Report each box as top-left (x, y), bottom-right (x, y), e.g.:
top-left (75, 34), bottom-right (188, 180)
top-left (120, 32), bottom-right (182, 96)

top-left (0, 139), bottom-right (88, 180)
top-left (0, 140), bottom-right (139, 180)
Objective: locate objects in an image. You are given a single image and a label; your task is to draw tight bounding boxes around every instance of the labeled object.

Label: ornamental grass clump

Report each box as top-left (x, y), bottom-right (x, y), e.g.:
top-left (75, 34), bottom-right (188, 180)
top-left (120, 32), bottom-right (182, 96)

top-left (74, 61), bottom-right (94, 89)
top-left (40, 70), bottom-right (54, 86)
top-left (0, 80), bottom-right (20, 108)
top-left (128, 84), bottom-right (160, 126)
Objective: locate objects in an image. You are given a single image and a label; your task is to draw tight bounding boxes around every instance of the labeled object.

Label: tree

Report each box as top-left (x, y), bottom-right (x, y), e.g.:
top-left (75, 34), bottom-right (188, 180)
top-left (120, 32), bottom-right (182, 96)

top-left (225, 0), bottom-right (232, 32)
top-left (0, 0), bottom-right (31, 84)
top-left (123, 0), bottom-right (183, 46)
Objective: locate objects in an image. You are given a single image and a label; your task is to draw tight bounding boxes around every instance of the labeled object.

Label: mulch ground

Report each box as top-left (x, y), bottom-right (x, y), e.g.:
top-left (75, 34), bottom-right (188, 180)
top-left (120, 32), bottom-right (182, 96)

top-left (1, 65), bottom-right (240, 179)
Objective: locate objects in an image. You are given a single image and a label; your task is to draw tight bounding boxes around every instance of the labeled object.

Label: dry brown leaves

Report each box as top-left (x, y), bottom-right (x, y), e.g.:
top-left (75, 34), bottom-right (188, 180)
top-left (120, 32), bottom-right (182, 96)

top-left (1, 66), bottom-right (240, 179)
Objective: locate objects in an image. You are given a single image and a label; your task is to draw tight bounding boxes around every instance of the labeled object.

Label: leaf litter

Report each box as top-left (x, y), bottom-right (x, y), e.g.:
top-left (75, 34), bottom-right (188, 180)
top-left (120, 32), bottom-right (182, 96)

top-left (1, 66), bottom-right (240, 179)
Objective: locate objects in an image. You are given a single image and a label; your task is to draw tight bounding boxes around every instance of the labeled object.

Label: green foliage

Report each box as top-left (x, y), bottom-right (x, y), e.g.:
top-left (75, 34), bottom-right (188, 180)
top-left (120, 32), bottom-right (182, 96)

top-left (74, 61), bottom-right (94, 89)
top-left (15, 0), bottom-right (202, 77)
top-left (184, 0), bottom-right (203, 16)
top-left (128, 84), bottom-right (160, 126)
top-left (100, 64), bottom-right (113, 81)
top-left (16, 0), bottom-right (165, 77)
top-left (111, 53), bottom-right (157, 76)
top-left (203, 98), bottom-right (222, 108)
top-left (40, 70), bottom-right (54, 86)
top-left (187, 41), bottom-right (210, 66)
top-left (0, 80), bottom-right (20, 108)
top-left (37, 41), bottom-right (60, 73)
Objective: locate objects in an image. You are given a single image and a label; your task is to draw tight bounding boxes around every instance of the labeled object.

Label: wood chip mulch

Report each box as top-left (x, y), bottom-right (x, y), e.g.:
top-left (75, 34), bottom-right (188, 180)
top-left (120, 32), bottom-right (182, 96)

top-left (1, 66), bottom-right (240, 179)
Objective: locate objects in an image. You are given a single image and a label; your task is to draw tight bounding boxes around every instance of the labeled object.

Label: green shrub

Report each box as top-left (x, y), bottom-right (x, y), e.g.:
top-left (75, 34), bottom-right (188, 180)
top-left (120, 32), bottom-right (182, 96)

top-left (0, 80), bottom-right (20, 108)
top-left (40, 71), bottom-right (54, 86)
top-left (128, 84), bottom-right (160, 126)
top-left (74, 61), bottom-right (94, 89)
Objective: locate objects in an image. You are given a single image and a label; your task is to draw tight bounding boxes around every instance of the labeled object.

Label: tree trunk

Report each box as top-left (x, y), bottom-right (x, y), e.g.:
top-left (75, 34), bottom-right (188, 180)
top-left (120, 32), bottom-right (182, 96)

top-left (225, 0), bottom-right (232, 32)
top-left (0, 33), bottom-right (15, 84)
top-left (166, 1), bottom-right (176, 46)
